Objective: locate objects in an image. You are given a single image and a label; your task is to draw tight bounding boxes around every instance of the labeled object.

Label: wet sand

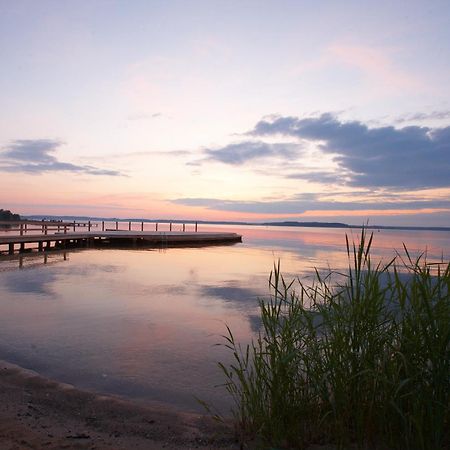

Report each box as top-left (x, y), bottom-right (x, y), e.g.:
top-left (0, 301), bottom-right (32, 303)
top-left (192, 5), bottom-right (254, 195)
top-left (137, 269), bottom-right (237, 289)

top-left (0, 360), bottom-right (238, 450)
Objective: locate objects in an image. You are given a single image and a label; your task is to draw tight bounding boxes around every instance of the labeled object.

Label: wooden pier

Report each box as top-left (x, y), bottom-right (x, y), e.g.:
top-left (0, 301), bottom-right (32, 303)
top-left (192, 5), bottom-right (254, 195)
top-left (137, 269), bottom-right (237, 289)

top-left (0, 221), bottom-right (242, 255)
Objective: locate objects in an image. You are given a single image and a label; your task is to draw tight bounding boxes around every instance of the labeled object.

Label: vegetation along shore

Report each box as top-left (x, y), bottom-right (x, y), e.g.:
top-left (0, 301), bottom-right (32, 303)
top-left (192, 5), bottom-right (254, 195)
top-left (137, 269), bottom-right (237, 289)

top-left (217, 231), bottom-right (449, 449)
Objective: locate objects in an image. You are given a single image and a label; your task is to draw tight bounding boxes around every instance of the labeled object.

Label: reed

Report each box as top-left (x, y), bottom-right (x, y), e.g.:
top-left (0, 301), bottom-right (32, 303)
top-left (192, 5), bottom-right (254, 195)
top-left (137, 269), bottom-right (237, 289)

top-left (218, 229), bottom-right (449, 449)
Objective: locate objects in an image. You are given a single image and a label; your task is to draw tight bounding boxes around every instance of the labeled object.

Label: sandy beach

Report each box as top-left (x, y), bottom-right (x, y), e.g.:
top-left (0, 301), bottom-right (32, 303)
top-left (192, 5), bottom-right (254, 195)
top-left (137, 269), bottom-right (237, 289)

top-left (0, 360), bottom-right (238, 450)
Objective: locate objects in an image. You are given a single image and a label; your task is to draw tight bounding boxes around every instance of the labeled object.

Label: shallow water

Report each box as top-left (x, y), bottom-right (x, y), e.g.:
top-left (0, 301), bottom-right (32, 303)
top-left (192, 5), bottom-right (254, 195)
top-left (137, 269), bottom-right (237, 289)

top-left (0, 224), bottom-right (449, 413)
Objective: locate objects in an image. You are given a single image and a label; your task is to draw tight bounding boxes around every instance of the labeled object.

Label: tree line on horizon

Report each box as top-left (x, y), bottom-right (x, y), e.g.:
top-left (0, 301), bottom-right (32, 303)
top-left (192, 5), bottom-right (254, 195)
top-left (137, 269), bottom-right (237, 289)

top-left (0, 209), bottom-right (20, 221)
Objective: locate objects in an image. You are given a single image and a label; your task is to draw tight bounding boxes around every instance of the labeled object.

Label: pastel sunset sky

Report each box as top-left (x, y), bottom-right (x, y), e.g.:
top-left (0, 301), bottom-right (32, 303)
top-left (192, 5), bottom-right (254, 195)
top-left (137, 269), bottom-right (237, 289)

top-left (1, 0), bottom-right (449, 226)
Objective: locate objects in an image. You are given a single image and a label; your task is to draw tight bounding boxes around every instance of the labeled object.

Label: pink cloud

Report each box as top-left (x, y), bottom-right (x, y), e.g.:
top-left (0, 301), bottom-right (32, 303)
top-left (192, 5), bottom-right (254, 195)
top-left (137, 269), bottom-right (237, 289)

top-left (290, 43), bottom-right (424, 94)
top-left (328, 44), bottom-right (423, 91)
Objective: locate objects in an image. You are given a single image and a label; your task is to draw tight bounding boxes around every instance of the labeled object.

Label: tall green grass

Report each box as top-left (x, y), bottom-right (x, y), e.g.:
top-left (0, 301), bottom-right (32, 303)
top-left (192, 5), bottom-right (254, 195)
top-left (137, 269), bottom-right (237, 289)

top-left (219, 230), bottom-right (449, 449)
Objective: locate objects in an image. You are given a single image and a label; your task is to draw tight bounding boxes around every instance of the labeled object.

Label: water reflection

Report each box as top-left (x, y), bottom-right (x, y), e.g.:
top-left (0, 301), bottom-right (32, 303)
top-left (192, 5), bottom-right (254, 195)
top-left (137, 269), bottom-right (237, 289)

top-left (0, 251), bottom-right (69, 270)
top-left (199, 284), bottom-right (263, 304)
top-left (3, 270), bottom-right (58, 296)
top-left (0, 225), bottom-right (449, 413)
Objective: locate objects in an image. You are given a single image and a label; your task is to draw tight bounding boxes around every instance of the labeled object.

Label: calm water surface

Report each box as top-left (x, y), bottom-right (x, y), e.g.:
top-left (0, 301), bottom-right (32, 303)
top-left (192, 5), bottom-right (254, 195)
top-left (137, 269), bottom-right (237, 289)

top-left (0, 225), bottom-right (449, 413)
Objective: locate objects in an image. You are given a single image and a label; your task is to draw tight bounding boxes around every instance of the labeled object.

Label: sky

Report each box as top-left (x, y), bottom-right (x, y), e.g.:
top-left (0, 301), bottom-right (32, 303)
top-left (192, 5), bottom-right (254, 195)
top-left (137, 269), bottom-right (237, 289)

top-left (1, 0), bottom-right (449, 226)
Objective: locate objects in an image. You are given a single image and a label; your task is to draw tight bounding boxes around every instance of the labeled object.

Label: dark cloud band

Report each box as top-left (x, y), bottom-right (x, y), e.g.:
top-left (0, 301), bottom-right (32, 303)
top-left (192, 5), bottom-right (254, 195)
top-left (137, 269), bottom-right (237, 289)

top-left (249, 113), bottom-right (450, 189)
top-left (203, 141), bottom-right (303, 165)
top-left (172, 195), bottom-right (450, 215)
top-left (0, 139), bottom-right (122, 176)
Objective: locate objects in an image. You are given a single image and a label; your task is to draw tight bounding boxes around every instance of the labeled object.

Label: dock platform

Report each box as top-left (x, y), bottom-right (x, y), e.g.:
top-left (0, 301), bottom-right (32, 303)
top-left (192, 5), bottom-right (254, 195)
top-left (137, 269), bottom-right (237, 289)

top-left (0, 230), bottom-right (242, 255)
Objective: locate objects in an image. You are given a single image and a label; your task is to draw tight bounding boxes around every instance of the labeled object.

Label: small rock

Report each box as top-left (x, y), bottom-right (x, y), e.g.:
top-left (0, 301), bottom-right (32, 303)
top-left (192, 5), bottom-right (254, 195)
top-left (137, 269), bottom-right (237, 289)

top-left (66, 433), bottom-right (91, 439)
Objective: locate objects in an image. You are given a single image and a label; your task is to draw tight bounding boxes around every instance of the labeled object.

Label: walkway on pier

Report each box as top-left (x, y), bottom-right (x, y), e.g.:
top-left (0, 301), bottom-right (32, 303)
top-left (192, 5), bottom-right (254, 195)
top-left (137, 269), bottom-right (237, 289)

top-left (0, 230), bottom-right (242, 254)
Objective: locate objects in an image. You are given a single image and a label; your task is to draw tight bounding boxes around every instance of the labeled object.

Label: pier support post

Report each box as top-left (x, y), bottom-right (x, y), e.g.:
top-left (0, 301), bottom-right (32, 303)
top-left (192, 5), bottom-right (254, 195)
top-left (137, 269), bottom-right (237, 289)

top-left (45, 241), bottom-right (51, 251)
top-left (8, 243), bottom-right (14, 255)
top-left (20, 242), bottom-right (25, 253)
top-left (169, 222), bottom-right (172, 231)
top-left (102, 221), bottom-right (105, 231)
top-left (88, 221), bottom-right (91, 231)
top-left (183, 223), bottom-right (185, 232)
top-left (128, 221), bottom-right (131, 231)
top-left (195, 221), bottom-right (198, 232)
top-left (156, 223), bottom-right (158, 231)
top-left (20, 223), bottom-right (24, 236)
top-left (73, 221), bottom-right (76, 232)
top-left (24, 223), bottom-right (28, 234)
top-left (116, 221), bottom-right (118, 230)
top-left (38, 242), bottom-right (43, 252)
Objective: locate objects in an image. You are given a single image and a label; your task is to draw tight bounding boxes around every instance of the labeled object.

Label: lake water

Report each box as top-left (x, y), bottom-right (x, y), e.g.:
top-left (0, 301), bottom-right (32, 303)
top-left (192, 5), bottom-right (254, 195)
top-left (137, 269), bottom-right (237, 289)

top-left (0, 224), bottom-right (449, 413)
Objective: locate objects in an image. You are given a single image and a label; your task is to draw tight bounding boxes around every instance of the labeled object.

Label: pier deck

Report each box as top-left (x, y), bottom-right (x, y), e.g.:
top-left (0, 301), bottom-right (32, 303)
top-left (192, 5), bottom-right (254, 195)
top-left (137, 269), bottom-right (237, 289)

top-left (0, 230), bottom-right (242, 254)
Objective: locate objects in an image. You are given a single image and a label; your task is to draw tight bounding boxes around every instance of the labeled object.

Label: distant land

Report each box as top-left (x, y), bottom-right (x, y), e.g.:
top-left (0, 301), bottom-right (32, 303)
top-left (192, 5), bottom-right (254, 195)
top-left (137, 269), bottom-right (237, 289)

top-left (0, 209), bottom-right (21, 221)
top-left (24, 215), bottom-right (450, 232)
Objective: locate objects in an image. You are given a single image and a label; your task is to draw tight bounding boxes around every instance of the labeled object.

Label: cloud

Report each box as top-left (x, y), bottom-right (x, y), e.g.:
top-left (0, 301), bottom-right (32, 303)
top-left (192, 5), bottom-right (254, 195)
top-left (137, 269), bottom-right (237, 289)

top-left (127, 112), bottom-right (163, 120)
top-left (0, 139), bottom-right (122, 176)
top-left (110, 149), bottom-right (190, 159)
top-left (290, 44), bottom-right (422, 95)
top-left (286, 170), bottom-right (344, 184)
top-left (394, 110), bottom-right (450, 124)
top-left (327, 44), bottom-right (421, 91)
top-left (202, 141), bottom-right (303, 165)
top-left (2, 139), bottom-right (61, 163)
top-left (172, 194), bottom-right (450, 215)
top-left (249, 114), bottom-right (450, 190)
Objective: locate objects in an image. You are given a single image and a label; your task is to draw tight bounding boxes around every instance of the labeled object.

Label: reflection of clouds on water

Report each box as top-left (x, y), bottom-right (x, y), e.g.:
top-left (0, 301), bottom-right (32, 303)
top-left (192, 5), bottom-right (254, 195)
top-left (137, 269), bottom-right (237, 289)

top-left (200, 284), bottom-right (262, 303)
top-left (62, 264), bottom-right (123, 276)
top-left (0, 227), bottom-right (446, 414)
top-left (198, 282), bottom-right (265, 333)
top-left (1, 270), bottom-right (57, 296)
top-left (243, 237), bottom-right (317, 255)
top-left (247, 314), bottom-right (263, 333)
top-left (137, 284), bottom-right (188, 296)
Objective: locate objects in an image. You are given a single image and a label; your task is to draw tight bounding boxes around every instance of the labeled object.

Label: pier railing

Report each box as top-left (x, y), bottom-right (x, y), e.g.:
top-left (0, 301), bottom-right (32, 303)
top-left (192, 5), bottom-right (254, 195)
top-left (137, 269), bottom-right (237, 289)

top-left (0, 219), bottom-right (199, 236)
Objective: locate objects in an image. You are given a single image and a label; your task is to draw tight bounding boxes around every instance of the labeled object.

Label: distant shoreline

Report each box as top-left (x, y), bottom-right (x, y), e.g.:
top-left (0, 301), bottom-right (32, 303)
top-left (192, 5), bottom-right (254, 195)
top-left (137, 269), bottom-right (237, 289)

top-left (24, 215), bottom-right (450, 233)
